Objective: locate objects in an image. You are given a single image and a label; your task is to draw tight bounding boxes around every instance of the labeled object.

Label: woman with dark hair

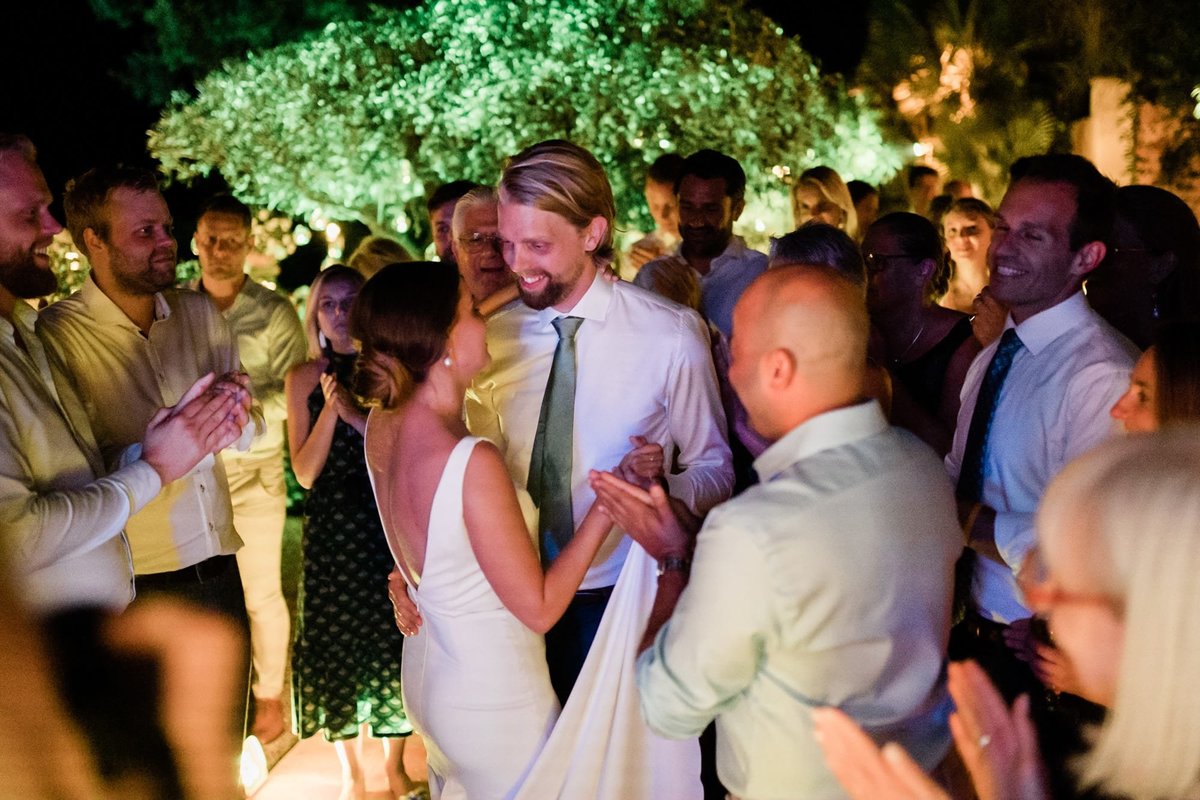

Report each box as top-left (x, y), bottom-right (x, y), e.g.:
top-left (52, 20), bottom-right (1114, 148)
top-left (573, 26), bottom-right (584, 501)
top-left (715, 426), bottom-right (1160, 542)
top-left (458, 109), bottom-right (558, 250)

top-left (285, 265), bottom-right (422, 800)
top-left (863, 212), bottom-right (980, 455)
top-left (354, 263), bottom-right (654, 798)
top-left (1110, 319), bottom-right (1200, 433)
top-left (1087, 185), bottom-right (1200, 350)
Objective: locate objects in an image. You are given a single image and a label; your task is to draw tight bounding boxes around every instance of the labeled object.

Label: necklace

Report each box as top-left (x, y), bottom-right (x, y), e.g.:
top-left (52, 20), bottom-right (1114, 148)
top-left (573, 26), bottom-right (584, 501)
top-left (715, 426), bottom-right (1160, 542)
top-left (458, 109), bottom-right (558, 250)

top-left (891, 322), bottom-right (926, 366)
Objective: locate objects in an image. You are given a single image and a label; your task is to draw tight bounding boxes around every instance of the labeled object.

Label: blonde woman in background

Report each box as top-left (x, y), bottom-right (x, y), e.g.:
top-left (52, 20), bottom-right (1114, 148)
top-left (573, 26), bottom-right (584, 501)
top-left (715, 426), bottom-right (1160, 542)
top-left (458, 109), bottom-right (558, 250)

top-left (791, 165), bottom-right (858, 240)
top-left (348, 235), bottom-right (414, 279)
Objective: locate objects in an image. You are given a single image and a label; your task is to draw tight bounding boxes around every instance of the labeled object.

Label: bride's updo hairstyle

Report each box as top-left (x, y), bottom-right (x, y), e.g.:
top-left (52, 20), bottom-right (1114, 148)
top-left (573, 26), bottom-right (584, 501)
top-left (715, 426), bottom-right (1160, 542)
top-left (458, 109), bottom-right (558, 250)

top-left (350, 261), bottom-right (460, 410)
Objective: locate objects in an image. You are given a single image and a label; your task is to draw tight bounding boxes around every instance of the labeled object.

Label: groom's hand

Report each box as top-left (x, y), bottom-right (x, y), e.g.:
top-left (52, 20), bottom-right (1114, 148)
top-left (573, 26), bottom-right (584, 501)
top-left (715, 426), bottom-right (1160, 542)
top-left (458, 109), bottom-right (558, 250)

top-left (388, 566), bottom-right (422, 636)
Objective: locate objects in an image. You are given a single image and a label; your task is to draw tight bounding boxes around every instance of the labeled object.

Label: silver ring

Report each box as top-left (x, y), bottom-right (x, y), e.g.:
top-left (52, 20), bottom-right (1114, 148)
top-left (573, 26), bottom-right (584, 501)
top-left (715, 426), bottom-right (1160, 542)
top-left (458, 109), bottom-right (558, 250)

top-left (978, 734), bottom-right (992, 748)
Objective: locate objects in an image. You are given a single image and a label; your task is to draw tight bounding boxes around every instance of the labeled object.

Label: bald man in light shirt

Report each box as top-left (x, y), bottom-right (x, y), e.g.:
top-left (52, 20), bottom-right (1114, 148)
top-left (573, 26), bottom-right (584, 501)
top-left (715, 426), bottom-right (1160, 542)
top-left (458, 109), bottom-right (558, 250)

top-left (594, 267), bottom-right (963, 800)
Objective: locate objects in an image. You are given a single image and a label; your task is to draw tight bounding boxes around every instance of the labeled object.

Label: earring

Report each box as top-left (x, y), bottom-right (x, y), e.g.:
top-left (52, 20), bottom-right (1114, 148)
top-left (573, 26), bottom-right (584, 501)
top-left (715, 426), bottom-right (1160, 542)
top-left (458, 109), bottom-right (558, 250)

top-left (318, 331), bottom-right (328, 349)
top-left (442, 356), bottom-right (453, 367)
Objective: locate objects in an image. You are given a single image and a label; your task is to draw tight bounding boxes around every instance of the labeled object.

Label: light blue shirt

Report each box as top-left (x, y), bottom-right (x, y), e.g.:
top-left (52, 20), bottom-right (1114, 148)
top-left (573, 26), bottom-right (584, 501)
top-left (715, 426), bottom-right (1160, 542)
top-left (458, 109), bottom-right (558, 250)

top-left (635, 236), bottom-right (768, 339)
top-left (945, 292), bottom-right (1138, 622)
top-left (637, 401), bottom-right (961, 800)
top-left (195, 277), bottom-right (307, 461)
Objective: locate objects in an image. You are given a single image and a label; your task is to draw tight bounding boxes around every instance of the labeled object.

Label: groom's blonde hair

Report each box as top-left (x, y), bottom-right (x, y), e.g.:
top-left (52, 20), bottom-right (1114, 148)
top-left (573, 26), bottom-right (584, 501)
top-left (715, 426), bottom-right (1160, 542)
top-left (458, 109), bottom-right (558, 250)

top-left (498, 140), bottom-right (616, 270)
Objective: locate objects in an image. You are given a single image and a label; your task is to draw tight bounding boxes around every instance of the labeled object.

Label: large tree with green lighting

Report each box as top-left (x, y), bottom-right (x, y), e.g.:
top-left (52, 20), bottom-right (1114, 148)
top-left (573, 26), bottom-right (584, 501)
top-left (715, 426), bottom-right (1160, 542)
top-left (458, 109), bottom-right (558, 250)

top-left (150, 0), bottom-right (903, 246)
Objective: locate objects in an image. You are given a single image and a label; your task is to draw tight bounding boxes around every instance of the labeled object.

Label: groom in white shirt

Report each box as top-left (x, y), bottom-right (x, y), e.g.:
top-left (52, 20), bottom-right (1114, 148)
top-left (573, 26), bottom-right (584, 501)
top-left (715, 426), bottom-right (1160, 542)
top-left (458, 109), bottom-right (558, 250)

top-left (465, 140), bottom-right (734, 704)
top-left (379, 141), bottom-right (730, 797)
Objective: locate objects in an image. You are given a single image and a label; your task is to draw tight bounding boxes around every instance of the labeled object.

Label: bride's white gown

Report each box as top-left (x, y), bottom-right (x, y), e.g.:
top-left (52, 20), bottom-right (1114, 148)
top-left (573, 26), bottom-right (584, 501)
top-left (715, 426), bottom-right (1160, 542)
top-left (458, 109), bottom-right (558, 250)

top-left (395, 437), bottom-right (556, 797)
top-left (375, 436), bottom-right (701, 800)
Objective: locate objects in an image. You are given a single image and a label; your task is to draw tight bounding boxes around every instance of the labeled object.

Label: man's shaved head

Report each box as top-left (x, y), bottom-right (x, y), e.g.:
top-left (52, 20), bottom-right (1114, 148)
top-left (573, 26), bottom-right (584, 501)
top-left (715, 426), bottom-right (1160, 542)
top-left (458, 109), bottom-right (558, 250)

top-left (730, 265), bottom-right (868, 438)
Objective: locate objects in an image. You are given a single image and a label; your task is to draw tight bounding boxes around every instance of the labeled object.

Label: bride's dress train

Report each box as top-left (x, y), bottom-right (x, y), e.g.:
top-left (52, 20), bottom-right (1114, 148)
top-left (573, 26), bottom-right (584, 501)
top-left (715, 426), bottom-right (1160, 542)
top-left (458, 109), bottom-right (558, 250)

top-left (381, 437), bottom-right (700, 799)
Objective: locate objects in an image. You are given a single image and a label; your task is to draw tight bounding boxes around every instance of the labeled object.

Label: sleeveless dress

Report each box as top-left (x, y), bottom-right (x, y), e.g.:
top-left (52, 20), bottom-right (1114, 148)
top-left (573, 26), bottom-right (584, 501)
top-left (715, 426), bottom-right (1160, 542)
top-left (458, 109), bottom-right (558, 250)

top-left (291, 353), bottom-right (411, 741)
top-left (393, 436), bottom-right (559, 799)
top-left (894, 316), bottom-right (974, 418)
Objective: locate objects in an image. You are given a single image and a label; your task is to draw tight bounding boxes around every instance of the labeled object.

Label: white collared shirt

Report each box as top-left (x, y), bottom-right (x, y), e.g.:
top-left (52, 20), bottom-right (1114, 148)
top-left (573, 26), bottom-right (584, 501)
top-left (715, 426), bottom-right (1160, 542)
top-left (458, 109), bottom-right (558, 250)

top-left (635, 235), bottom-right (768, 338)
top-left (637, 401), bottom-right (961, 799)
top-left (38, 277), bottom-right (246, 574)
top-left (0, 300), bottom-right (160, 613)
top-left (466, 274), bottom-right (734, 589)
top-left (946, 292), bottom-right (1139, 622)
top-left (194, 277), bottom-right (307, 461)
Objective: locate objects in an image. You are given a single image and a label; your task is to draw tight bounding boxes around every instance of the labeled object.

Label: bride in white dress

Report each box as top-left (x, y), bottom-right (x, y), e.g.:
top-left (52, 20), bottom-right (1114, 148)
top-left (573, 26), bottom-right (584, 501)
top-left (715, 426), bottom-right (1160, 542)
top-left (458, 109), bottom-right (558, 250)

top-left (353, 264), bottom-right (652, 799)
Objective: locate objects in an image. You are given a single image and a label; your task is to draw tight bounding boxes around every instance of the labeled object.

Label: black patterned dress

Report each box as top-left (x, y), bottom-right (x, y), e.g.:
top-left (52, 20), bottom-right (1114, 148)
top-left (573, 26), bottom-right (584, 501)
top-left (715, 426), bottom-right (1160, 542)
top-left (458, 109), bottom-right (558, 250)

top-left (291, 352), bottom-right (411, 741)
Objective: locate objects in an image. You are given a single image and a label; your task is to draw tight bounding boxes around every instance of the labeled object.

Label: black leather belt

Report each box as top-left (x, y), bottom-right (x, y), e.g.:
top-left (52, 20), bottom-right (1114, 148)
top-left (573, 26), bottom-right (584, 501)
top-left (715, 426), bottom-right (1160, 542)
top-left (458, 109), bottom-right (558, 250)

top-left (137, 554), bottom-right (236, 586)
top-left (955, 610), bottom-right (1010, 648)
top-left (574, 585), bottom-right (615, 601)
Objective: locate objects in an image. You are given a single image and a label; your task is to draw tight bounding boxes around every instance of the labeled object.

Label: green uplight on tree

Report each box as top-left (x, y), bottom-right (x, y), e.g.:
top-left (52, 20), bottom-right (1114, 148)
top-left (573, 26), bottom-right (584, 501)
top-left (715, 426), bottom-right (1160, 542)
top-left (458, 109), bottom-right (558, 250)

top-left (150, 0), bottom-right (904, 250)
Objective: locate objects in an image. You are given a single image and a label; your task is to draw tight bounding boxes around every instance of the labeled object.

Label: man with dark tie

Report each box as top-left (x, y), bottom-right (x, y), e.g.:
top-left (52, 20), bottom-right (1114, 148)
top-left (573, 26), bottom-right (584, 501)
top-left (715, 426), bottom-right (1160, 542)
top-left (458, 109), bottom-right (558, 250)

top-left (945, 154), bottom-right (1138, 796)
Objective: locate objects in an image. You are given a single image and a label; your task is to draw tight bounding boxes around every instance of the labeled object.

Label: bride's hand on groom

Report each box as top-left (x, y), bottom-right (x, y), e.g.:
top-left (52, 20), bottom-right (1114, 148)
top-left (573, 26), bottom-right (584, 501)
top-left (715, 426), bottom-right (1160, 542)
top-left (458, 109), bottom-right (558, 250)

top-left (587, 470), bottom-right (688, 561)
top-left (388, 566), bottom-right (422, 636)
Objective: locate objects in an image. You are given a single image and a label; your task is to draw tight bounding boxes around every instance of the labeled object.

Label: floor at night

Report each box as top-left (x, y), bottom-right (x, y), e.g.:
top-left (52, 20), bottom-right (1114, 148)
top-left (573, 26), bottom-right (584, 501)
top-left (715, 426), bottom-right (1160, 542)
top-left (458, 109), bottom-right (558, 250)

top-left (255, 733), bottom-right (428, 799)
top-left (252, 516), bottom-right (429, 798)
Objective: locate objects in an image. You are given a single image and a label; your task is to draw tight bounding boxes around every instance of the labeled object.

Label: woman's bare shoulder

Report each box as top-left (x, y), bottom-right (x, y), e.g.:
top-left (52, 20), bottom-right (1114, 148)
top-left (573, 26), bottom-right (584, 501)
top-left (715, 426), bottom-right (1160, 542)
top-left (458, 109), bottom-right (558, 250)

top-left (288, 358), bottom-right (324, 387)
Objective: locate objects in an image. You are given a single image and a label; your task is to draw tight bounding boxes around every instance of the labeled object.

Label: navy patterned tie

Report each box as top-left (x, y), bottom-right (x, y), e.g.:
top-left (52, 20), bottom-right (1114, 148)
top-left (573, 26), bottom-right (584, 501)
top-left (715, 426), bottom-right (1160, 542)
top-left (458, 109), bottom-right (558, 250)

top-left (957, 328), bottom-right (1024, 501)
top-left (527, 316), bottom-right (583, 563)
top-left (953, 328), bottom-right (1023, 622)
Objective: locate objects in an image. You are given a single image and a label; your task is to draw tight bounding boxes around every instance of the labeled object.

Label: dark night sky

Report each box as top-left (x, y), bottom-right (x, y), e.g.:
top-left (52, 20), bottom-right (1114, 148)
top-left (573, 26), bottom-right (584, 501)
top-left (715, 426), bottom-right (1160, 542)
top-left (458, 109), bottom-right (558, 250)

top-left (2, 1), bottom-right (161, 202)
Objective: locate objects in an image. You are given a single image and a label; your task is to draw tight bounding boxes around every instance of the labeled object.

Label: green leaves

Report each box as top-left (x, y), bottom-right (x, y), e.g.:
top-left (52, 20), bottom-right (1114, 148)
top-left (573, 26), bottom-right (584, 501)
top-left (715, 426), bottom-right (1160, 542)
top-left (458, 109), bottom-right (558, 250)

top-left (151, 0), bottom-right (903, 243)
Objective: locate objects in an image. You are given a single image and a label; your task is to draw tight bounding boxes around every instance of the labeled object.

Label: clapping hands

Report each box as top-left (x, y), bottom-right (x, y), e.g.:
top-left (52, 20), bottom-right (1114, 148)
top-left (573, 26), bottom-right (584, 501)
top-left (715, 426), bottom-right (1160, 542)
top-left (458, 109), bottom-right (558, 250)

top-left (320, 372), bottom-right (366, 433)
top-left (814, 661), bottom-right (1049, 800)
top-left (142, 371), bottom-right (252, 484)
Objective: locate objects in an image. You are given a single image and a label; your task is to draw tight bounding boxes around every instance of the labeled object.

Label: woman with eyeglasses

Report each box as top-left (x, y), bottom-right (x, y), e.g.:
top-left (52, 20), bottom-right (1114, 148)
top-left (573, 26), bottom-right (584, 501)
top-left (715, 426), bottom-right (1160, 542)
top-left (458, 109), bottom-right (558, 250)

top-left (285, 265), bottom-right (425, 799)
top-left (1084, 185), bottom-right (1200, 350)
top-left (813, 429), bottom-right (1200, 800)
top-left (862, 212), bottom-right (980, 455)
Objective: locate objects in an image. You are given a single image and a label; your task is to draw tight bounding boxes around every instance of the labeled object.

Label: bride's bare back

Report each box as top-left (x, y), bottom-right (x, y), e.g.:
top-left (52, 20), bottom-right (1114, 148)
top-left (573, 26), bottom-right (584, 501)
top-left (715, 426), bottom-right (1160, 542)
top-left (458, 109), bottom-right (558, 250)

top-left (364, 402), bottom-right (464, 586)
top-left (366, 396), bottom-right (614, 635)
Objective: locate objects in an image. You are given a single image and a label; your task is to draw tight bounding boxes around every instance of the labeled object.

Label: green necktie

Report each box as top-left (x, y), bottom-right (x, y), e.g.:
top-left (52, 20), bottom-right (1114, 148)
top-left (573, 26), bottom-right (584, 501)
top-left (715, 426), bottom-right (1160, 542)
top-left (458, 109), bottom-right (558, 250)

top-left (527, 316), bottom-right (583, 563)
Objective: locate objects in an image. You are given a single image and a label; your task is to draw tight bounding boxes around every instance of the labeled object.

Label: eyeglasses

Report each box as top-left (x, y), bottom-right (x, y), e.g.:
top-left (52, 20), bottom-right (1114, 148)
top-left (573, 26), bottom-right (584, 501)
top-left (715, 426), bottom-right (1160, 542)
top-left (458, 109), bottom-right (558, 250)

top-left (1016, 546), bottom-right (1120, 615)
top-left (457, 232), bottom-right (503, 254)
top-left (863, 252), bottom-right (918, 274)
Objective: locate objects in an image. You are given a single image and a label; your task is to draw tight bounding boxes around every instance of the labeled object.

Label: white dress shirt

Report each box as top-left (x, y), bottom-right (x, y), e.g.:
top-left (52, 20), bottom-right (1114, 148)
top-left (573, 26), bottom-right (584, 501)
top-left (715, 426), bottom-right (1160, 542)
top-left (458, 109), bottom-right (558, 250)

top-left (194, 278), bottom-right (307, 461)
top-left (634, 236), bottom-right (768, 338)
top-left (465, 274), bottom-right (734, 589)
top-left (38, 277), bottom-right (246, 574)
top-left (945, 292), bottom-right (1138, 623)
top-left (0, 300), bottom-right (160, 613)
top-left (637, 401), bottom-right (961, 800)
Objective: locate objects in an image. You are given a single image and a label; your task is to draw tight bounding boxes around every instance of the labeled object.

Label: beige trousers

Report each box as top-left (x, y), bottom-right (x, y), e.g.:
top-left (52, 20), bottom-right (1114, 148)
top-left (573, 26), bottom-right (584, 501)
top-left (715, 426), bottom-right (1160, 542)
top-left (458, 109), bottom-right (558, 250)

top-left (227, 456), bottom-right (290, 699)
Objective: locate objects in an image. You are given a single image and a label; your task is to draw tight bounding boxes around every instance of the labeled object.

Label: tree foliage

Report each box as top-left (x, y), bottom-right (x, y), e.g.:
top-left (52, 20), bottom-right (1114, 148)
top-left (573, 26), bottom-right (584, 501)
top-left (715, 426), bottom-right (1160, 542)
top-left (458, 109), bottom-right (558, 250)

top-left (859, 0), bottom-right (1200, 198)
top-left (858, 0), bottom-right (1084, 202)
top-left (149, 0), bottom-right (904, 244)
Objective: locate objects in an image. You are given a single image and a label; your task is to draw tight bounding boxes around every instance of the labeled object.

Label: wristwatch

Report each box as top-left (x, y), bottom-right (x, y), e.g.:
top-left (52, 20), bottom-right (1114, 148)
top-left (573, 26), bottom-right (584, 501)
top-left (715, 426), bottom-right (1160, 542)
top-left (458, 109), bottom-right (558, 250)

top-left (657, 554), bottom-right (690, 577)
